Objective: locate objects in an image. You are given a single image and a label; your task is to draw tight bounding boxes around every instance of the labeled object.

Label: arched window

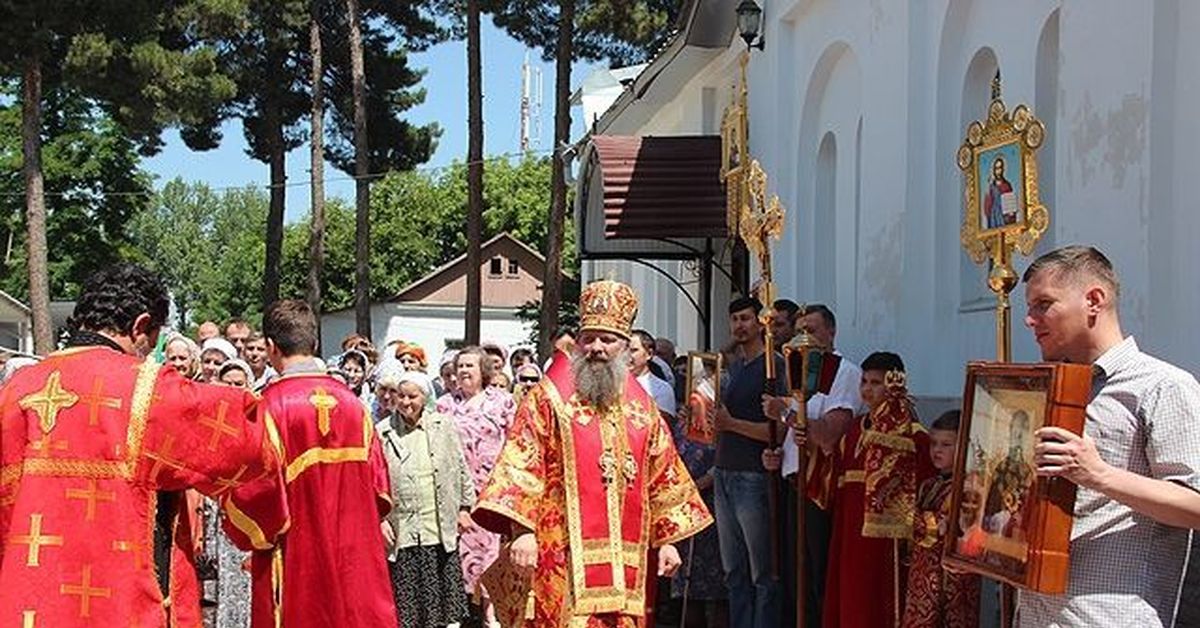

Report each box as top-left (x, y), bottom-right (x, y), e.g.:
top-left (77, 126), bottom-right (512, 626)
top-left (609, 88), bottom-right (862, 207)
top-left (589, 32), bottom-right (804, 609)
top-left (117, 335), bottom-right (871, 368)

top-left (959, 48), bottom-right (999, 309)
top-left (814, 132), bottom-right (837, 305)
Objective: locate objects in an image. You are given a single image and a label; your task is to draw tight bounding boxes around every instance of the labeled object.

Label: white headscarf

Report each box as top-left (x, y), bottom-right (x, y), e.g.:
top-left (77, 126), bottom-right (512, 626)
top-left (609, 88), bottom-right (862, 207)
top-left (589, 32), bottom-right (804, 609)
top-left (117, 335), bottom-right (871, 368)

top-left (397, 370), bottom-right (437, 410)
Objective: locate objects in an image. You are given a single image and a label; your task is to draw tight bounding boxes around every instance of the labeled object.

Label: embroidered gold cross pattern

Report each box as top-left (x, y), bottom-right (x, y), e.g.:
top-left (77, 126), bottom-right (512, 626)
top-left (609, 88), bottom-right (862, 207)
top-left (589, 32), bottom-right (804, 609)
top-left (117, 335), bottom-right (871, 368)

top-left (19, 371), bottom-right (79, 434)
top-left (65, 479), bottom-right (116, 521)
top-left (145, 435), bottom-right (185, 483)
top-left (199, 401), bottom-right (239, 451)
top-left (113, 538), bottom-right (148, 570)
top-left (12, 513), bottom-right (64, 567)
top-left (309, 388), bottom-right (339, 436)
top-left (60, 565), bottom-right (111, 619)
top-left (214, 465), bottom-right (250, 496)
top-left (78, 378), bottom-right (122, 427)
top-left (599, 450), bottom-right (618, 485)
top-left (22, 610), bottom-right (34, 628)
top-left (29, 434), bottom-right (68, 457)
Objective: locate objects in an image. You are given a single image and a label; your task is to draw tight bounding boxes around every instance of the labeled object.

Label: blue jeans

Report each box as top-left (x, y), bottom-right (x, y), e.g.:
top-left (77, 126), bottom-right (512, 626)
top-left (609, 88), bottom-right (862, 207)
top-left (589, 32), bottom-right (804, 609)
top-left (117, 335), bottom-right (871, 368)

top-left (714, 468), bottom-right (781, 628)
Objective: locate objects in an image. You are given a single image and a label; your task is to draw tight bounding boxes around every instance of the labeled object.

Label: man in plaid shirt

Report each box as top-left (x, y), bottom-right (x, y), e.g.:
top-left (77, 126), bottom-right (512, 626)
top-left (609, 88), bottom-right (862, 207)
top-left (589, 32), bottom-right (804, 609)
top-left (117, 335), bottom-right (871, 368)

top-left (1018, 245), bottom-right (1200, 627)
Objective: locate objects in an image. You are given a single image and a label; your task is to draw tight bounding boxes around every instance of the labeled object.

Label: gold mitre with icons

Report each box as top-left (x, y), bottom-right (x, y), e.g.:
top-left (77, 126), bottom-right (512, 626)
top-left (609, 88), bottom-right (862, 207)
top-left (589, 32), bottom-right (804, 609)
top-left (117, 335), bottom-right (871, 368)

top-left (578, 279), bottom-right (639, 339)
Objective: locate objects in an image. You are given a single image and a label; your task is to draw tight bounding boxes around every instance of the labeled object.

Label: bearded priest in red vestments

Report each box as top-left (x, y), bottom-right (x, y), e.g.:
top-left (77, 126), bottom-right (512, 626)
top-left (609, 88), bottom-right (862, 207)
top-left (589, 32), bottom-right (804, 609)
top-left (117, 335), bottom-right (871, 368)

top-left (473, 280), bottom-right (713, 628)
top-left (806, 352), bottom-right (935, 628)
top-left (0, 264), bottom-right (281, 627)
top-left (224, 299), bottom-right (395, 628)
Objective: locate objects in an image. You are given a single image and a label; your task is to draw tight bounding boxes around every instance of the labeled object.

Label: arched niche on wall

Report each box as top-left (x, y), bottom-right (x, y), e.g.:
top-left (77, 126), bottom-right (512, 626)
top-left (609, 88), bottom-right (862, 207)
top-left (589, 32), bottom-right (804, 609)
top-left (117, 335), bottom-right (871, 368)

top-left (794, 40), bottom-right (861, 309)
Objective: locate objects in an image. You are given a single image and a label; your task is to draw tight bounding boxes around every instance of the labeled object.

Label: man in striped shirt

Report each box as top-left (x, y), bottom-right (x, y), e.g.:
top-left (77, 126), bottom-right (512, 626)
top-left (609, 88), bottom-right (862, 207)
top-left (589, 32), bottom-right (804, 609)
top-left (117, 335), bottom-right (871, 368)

top-left (1018, 245), bottom-right (1200, 627)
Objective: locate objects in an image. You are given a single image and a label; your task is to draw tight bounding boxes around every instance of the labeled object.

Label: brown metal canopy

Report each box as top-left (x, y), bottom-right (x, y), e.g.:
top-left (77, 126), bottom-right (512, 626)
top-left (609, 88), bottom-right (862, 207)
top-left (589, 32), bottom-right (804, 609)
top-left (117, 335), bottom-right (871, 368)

top-left (590, 135), bottom-right (727, 240)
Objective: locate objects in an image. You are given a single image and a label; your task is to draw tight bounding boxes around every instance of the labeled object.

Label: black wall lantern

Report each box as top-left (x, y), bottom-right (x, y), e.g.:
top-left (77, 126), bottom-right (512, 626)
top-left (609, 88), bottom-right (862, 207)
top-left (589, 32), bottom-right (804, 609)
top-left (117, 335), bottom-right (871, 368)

top-left (736, 0), bottom-right (765, 51)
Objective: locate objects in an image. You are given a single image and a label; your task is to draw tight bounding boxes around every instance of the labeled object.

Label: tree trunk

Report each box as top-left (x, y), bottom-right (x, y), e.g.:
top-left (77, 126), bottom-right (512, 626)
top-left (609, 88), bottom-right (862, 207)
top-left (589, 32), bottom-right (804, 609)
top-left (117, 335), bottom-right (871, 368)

top-left (464, 0), bottom-right (483, 346)
top-left (22, 56), bottom-right (52, 354)
top-left (262, 69), bottom-right (286, 310)
top-left (346, 0), bottom-right (371, 337)
top-left (538, 0), bottom-right (574, 359)
top-left (307, 5), bottom-right (327, 336)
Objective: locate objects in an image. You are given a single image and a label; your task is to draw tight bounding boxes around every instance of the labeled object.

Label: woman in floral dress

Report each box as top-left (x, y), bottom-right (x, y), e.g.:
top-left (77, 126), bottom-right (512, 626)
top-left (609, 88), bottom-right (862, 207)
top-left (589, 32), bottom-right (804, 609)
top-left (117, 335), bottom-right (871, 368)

top-left (436, 346), bottom-right (516, 627)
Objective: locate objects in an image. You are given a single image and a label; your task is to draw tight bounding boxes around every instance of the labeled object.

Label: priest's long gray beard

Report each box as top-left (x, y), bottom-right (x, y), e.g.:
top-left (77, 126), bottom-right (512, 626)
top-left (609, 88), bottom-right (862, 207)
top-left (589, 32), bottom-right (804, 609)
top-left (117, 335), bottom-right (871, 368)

top-left (571, 349), bottom-right (630, 410)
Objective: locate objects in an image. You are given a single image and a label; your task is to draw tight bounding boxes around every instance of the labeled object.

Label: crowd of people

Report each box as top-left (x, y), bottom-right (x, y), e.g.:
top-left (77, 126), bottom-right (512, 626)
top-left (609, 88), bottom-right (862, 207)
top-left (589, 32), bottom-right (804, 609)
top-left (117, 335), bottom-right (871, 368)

top-left (0, 244), bottom-right (1197, 628)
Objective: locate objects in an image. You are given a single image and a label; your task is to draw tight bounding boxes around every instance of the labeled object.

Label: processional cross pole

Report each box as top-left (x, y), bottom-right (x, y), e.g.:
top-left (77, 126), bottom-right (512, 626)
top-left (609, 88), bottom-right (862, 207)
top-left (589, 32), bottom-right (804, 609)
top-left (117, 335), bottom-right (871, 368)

top-left (958, 70), bottom-right (1050, 628)
top-left (722, 47), bottom-right (792, 591)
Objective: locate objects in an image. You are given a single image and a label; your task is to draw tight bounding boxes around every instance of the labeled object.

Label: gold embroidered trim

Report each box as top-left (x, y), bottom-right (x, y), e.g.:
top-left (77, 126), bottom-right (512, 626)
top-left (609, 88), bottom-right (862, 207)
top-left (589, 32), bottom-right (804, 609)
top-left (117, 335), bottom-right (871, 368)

top-left (838, 469), bottom-right (866, 487)
top-left (543, 378), bottom-right (590, 609)
top-left (126, 360), bottom-right (160, 467)
top-left (859, 429), bottom-right (916, 452)
top-left (285, 446), bottom-right (368, 484)
top-left (225, 498), bottom-right (273, 550)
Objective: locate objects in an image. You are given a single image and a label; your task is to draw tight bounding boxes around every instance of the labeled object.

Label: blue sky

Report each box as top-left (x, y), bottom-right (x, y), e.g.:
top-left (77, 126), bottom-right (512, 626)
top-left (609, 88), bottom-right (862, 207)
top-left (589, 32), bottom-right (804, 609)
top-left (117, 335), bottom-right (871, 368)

top-left (144, 22), bottom-right (602, 223)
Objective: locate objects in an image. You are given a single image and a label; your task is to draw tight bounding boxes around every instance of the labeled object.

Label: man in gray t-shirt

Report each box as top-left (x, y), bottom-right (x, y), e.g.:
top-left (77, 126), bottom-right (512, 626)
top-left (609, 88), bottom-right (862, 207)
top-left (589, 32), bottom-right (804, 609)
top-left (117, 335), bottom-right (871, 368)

top-left (1018, 246), bottom-right (1200, 628)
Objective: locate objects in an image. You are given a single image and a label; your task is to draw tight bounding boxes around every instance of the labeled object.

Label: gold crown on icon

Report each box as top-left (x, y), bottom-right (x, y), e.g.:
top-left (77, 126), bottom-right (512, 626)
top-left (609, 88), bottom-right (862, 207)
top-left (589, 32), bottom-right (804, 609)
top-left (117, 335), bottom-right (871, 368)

top-left (578, 280), bottom-right (639, 339)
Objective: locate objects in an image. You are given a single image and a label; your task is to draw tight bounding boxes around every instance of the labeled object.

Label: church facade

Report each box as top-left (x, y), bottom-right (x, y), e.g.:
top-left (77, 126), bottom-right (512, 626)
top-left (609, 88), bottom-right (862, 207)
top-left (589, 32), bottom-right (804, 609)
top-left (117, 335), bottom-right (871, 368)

top-left (574, 0), bottom-right (1200, 401)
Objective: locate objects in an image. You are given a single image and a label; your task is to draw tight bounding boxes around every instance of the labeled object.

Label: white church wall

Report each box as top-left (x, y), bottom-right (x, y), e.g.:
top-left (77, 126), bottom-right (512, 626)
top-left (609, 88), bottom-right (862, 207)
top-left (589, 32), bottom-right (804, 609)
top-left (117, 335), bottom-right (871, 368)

top-left (584, 0), bottom-right (1199, 397)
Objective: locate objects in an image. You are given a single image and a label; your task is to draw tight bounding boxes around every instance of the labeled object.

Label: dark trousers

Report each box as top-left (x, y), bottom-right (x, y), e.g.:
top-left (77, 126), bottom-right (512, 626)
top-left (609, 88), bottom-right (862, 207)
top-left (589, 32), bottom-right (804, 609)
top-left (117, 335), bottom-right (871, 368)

top-left (1179, 531), bottom-right (1200, 628)
top-left (780, 480), bottom-right (831, 628)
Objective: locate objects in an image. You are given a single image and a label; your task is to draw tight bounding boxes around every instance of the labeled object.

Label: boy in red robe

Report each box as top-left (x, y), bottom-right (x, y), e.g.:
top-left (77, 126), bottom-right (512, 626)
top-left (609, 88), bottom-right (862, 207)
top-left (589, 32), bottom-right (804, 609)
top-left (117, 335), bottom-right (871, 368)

top-left (225, 300), bottom-right (395, 627)
top-left (902, 410), bottom-right (981, 628)
top-left (0, 264), bottom-right (280, 627)
top-left (774, 352), bottom-right (935, 628)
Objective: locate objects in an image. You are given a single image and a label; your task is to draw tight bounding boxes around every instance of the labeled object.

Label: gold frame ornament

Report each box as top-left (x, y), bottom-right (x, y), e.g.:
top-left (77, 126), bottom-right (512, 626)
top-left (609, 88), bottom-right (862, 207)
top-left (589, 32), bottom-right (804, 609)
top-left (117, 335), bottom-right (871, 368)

top-left (720, 52), bottom-right (752, 241)
top-left (957, 71), bottom-right (1050, 361)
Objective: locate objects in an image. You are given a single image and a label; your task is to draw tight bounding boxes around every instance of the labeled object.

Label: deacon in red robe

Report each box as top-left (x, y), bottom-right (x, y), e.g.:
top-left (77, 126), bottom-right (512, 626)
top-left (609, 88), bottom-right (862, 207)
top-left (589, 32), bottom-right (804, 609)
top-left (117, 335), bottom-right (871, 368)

top-left (807, 353), bottom-right (935, 628)
top-left (224, 299), bottom-right (395, 628)
top-left (0, 264), bottom-right (281, 627)
top-left (473, 280), bottom-right (712, 628)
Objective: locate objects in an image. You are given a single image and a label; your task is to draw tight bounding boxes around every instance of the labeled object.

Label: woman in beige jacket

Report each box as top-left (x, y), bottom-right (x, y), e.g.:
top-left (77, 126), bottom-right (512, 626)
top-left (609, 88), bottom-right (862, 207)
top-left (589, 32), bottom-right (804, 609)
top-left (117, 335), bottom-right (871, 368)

top-left (377, 370), bottom-right (476, 628)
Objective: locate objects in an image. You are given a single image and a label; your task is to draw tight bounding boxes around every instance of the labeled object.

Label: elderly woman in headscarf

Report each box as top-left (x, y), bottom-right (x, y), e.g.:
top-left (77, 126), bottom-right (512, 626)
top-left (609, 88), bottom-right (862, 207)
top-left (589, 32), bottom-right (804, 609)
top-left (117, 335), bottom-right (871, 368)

top-left (395, 342), bottom-right (429, 373)
top-left (338, 349), bottom-right (374, 406)
top-left (163, 332), bottom-right (201, 380)
top-left (377, 371), bottom-right (474, 628)
top-left (371, 361), bottom-right (406, 422)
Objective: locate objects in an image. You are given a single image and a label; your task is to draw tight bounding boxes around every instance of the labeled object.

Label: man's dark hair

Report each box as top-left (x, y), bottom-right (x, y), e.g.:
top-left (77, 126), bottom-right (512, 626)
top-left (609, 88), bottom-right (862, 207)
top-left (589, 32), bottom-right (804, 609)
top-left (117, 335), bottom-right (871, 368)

top-left (728, 296), bottom-right (763, 316)
top-left (70, 264), bottom-right (169, 336)
top-left (932, 409), bottom-right (961, 432)
top-left (509, 347), bottom-right (534, 369)
top-left (630, 329), bottom-right (655, 352)
top-left (552, 326), bottom-right (576, 342)
top-left (773, 299), bottom-right (800, 320)
top-left (262, 300), bottom-right (318, 357)
top-left (224, 317), bottom-right (251, 333)
top-left (801, 303), bottom-right (837, 330)
top-left (861, 351), bottom-right (904, 374)
top-left (1022, 245), bottom-right (1120, 301)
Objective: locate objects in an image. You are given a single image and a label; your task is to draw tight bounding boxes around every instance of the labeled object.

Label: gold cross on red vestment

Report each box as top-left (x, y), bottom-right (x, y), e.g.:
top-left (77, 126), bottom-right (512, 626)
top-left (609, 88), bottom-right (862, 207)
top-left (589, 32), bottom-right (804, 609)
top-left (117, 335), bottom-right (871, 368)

top-left (213, 464), bottom-right (250, 496)
top-left (19, 371), bottom-right (79, 434)
top-left (112, 538), bottom-right (149, 570)
top-left (77, 378), bottom-right (122, 427)
top-left (65, 479), bottom-right (116, 521)
top-left (309, 388), bottom-right (339, 436)
top-left (12, 513), bottom-right (64, 567)
top-left (199, 400), bottom-right (239, 451)
top-left (28, 434), bottom-right (68, 457)
top-left (145, 435), bottom-right (185, 483)
top-left (60, 565), bottom-right (111, 619)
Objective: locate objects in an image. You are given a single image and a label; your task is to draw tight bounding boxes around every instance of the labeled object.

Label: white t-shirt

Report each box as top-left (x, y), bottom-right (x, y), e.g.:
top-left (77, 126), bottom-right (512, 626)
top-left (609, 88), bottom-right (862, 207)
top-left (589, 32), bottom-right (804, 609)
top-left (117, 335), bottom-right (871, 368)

top-left (781, 354), bottom-right (862, 477)
top-left (636, 371), bottom-right (677, 417)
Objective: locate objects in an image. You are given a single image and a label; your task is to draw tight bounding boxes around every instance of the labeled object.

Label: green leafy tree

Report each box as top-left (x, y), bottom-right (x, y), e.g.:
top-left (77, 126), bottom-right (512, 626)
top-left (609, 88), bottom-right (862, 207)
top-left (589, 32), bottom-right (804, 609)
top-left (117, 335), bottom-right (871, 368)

top-left (0, 83), bottom-right (152, 303)
top-left (127, 179), bottom-right (267, 327)
top-left (0, 0), bottom-right (247, 352)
